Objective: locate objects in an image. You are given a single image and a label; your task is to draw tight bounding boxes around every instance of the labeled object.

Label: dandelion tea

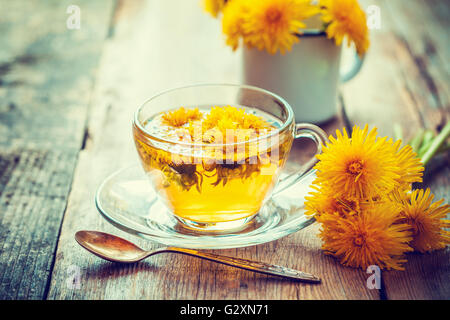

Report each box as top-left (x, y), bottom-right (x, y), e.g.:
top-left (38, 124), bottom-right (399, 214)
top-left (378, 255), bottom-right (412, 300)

top-left (133, 106), bottom-right (293, 223)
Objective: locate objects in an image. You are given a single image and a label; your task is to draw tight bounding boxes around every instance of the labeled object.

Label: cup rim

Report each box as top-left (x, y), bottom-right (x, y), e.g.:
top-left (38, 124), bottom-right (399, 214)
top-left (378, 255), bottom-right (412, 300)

top-left (133, 83), bottom-right (294, 148)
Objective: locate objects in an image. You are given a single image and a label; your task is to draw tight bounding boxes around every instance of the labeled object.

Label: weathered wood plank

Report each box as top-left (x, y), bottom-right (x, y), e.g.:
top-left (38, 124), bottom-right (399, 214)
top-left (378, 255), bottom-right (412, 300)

top-left (341, 0), bottom-right (449, 300)
top-left (0, 148), bottom-right (78, 299)
top-left (0, 0), bottom-right (114, 299)
top-left (380, 0), bottom-right (449, 300)
top-left (47, 0), bottom-right (379, 300)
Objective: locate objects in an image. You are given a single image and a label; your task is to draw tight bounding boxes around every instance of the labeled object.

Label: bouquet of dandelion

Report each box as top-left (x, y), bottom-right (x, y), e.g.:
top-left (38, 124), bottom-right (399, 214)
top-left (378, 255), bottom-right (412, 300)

top-left (304, 125), bottom-right (449, 270)
top-left (203, 0), bottom-right (369, 55)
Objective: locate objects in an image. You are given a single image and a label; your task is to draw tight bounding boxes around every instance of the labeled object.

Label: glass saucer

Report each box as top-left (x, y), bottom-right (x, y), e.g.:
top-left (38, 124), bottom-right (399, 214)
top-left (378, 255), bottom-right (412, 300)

top-left (95, 165), bottom-right (316, 249)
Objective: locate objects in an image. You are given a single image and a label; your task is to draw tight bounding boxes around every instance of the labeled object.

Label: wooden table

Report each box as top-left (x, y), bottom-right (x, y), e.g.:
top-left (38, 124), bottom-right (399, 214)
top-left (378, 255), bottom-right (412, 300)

top-left (0, 0), bottom-right (448, 300)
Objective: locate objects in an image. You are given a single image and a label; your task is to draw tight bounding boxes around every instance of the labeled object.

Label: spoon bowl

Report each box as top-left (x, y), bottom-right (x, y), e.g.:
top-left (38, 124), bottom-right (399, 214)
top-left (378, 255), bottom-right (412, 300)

top-left (75, 230), bottom-right (149, 262)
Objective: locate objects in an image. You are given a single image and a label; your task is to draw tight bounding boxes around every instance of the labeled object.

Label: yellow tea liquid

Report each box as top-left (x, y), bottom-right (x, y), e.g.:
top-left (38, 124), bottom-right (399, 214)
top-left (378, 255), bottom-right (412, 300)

top-left (133, 106), bottom-right (292, 223)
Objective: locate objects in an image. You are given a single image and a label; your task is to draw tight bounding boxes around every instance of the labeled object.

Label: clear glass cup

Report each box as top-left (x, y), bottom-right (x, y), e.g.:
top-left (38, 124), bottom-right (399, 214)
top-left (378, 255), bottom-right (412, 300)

top-left (132, 84), bottom-right (327, 231)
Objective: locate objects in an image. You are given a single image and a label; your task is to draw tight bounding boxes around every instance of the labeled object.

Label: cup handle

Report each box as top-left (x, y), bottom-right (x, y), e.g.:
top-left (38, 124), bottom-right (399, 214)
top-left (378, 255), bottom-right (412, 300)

top-left (340, 50), bottom-right (365, 83)
top-left (273, 123), bottom-right (328, 195)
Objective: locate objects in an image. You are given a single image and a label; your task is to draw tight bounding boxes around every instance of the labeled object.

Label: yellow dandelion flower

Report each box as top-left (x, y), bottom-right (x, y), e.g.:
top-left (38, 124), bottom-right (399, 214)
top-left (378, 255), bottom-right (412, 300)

top-left (395, 188), bottom-right (450, 253)
top-left (222, 0), bottom-right (250, 50)
top-left (161, 107), bottom-right (202, 127)
top-left (390, 140), bottom-right (424, 189)
top-left (320, 0), bottom-right (370, 56)
top-left (305, 183), bottom-right (361, 218)
top-left (318, 202), bottom-right (413, 270)
top-left (314, 125), bottom-right (401, 200)
top-left (203, 106), bottom-right (270, 133)
top-left (242, 0), bottom-right (319, 55)
top-left (202, 0), bottom-right (227, 18)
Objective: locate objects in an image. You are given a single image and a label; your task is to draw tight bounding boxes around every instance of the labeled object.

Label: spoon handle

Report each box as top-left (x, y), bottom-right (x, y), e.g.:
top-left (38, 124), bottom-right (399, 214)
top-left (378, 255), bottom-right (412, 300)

top-left (161, 247), bottom-right (320, 283)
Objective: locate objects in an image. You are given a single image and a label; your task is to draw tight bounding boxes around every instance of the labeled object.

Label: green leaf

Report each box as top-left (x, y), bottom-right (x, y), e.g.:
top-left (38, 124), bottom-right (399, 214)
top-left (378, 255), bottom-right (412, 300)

top-left (421, 122), bottom-right (450, 166)
top-left (409, 128), bottom-right (425, 152)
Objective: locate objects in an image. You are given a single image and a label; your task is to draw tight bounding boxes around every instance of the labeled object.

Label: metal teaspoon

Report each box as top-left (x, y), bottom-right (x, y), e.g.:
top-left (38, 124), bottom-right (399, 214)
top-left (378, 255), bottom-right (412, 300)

top-left (75, 230), bottom-right (321, 283)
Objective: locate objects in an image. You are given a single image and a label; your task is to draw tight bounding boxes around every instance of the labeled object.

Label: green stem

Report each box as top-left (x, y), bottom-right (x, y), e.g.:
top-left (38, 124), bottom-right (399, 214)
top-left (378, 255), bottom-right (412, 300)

top-left (417, 130), bottom-right (435, 157)
top-left (418, 141), bottom-right (433, 158)
top-left (421, 122), bottom-right (450, 166)
top-left (409, 128), bottom-right (425, 152)
top-left (421, 130), bottom-right (434, 146)
top-left (393, 123), bottom-right (403, 142)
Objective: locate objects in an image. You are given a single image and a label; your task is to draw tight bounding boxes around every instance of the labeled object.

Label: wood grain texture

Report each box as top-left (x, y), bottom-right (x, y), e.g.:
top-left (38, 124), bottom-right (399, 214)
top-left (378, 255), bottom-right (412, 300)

top-left (380, 0), bottom-right (449, 300)
top-left (46, 0), bottom-right (379, 300)
top-left (0, 0), bottom-right (114, 299)
top-left (341, 0), bottom-right (449, 300)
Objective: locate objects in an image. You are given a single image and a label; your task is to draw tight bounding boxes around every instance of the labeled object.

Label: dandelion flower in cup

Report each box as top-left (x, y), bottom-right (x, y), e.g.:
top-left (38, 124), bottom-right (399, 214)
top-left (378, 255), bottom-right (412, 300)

top-left (202, 0), bottom-right (228, 17)
top-left (318, 202), bottom-right (413, 270)
top-left (314, 125), bottom-right (401, 200)
top-left (242, 0), bottom-right (319, 55)
top-left (161, 107), bottom-right (202, 127)
top-left (202, 106), bottom-right (271, 134)
top-left (320, 0), bottom-right (370, 56)
top-left (394, 188), bottom-right (450, 253)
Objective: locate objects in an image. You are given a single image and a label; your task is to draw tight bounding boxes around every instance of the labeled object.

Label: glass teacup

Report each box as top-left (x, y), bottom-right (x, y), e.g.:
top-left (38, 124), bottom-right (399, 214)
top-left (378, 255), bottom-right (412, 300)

top-left (133, 84), bottom-right (327, 231)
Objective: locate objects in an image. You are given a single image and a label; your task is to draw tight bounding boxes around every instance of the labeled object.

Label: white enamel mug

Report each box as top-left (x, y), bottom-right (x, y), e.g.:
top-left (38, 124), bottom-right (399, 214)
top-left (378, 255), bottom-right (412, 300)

top-left (242, 31), bottom-right (364, 124)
